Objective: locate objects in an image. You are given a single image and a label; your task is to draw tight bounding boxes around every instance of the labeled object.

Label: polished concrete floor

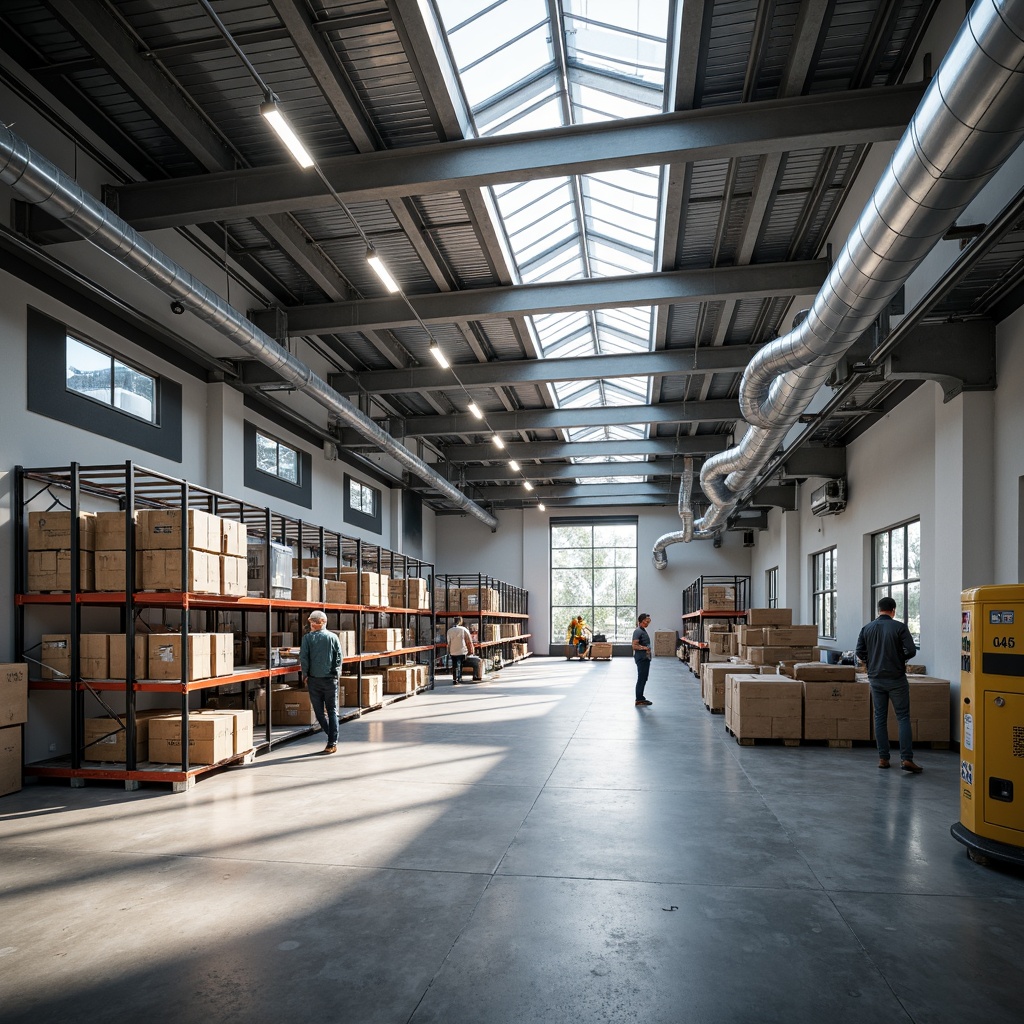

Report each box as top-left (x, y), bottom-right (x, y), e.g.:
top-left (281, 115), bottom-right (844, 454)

top-left (1, 656), bottom-right (1022, 1024)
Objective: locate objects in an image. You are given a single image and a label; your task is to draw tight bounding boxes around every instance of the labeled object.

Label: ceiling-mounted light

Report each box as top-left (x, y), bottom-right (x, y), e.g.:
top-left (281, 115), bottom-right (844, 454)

top-left (538, 503), bottom-right (546, 511)
top-left (468, 401), bottom-right (484, 419)
top-left (429, 341), bottom-right (450, 368)
top-left (260, 99), bottom-right (314, 168)
top-left (366, 248), bottom-right (401, 294)
top-left (492, 435), bottom-right (505, 449)
top-left (523, 481), bottom-right (534, 491)
top-left (508, 460), bottom-right (520, 472)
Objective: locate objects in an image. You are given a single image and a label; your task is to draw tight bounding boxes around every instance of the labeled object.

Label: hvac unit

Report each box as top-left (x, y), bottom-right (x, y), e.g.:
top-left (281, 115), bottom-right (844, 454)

top-left (810, 479), bottom-right (847, 517)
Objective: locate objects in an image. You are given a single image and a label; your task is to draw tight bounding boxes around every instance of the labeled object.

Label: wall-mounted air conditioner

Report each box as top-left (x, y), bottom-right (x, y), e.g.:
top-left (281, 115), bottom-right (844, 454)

top-left (810, 479), bottom-right (847, 517)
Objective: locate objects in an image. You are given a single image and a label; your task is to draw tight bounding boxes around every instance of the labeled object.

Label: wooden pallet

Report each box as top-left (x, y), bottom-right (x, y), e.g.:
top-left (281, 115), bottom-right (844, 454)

top-left (725, 726), bottom-right (801, 747)
top-left (703, 703), bottom-right (724, 714)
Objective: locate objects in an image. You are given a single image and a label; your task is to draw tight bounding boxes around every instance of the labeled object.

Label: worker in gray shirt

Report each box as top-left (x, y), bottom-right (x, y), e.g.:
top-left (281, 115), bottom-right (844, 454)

top-left (856, 596), bottom-right (921, 773)
top-left (300, 610), bottom-right (343, 754)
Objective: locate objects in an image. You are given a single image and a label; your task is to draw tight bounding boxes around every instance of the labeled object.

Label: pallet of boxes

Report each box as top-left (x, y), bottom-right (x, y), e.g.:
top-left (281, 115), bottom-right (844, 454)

top-left (723, 609), bottom-right (815, 744)
top-left (860, 666), bottom-right (952, 748)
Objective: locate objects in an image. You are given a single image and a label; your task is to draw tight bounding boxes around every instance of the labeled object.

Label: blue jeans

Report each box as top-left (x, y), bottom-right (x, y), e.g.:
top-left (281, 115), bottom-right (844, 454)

top-left (307, 675), bottom-right (339, 746)
top-left (634, 653), bottom-right (651, 701)
top-left (451, 654), bottom-right (466, 683)
top-left (870, 677), bottom-right (913, 761)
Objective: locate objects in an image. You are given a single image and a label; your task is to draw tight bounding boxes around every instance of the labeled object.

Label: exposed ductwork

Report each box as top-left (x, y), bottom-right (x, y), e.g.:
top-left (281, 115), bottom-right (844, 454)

top-left (652, 457), bottom-right (695, 565)
top-left (0, 125), bottom-right (500, 531)
top-left (654, 0), bottom-right (1024, 567)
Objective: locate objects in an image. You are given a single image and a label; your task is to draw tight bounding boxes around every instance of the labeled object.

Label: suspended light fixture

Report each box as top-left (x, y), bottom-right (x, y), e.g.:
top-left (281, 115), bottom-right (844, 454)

top-left (468, 401), bottom-right (484, 419)
top-left (492, 435), bottom-right (505, 449)
top-left (538, 503), bottom-right (546, 511)
top-left (429, 341), bottom-right (450, 368)
top-left (508, 460), bottom-right (520, 472)
top-left (523, 481), bottom-right (534, 491)
top-left (366, 248), bottom-right (401, 293)
top-left (260, 98), bottom-right (314, 169)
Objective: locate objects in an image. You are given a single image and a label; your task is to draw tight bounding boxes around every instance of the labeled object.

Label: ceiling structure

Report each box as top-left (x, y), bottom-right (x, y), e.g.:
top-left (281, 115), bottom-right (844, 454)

top-left (2, 0), bottom-right (1023, 524)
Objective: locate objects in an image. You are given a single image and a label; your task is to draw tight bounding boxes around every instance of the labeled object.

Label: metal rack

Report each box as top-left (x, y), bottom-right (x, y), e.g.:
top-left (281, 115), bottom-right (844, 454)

top-left (14, 461), bottom-right (435, 791)
top-left (680, 575), bottom-right (751, 653)
top-left (435, 573), bottom-right (531, 670)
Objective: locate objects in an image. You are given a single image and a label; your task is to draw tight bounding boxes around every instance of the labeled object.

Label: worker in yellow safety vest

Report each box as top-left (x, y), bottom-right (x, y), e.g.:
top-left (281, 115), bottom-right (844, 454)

top-left (566, 616), bottom-right (591, 659)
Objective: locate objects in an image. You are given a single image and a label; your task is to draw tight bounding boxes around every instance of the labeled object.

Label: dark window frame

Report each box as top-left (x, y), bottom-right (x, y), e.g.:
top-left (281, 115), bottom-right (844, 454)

top-left (243, 420), bottom-right (312, 508)
top-left (766, 566), bottom-right (779, 609)
top-left (254, 428), bottom-right (301, 485)
top-left (343, 474), bottom-right (382, 534)
top-left (65, 333), bottom-right (158, 425)
top-left (812, 547), bottom-right (838, 640)
top-left (871, 518), bottom-right (922, 645)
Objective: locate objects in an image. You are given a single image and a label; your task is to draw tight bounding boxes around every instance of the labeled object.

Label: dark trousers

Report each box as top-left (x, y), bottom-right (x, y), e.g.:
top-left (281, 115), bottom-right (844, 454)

top-left (634, 653), bottom-right (651, 700)
top-left (307, 675), bottom-right (339, 746)
top-left (451, 653), bottom-right (466, 683)
top-left (870, 677), bottom-right (913, 761)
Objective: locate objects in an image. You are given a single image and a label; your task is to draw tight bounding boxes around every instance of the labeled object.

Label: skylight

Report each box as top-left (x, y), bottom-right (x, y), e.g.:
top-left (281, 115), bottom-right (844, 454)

top-left (433, 0), bottom-right (670, 480)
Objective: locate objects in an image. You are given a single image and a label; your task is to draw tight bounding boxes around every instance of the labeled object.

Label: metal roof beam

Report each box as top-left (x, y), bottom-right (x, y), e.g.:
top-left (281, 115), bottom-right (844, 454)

top-left (440, 436), bottom-right (730, 461)
top-left (107, 86), bottom-right (924, 229)
top-left (286, 261), bottom-right (827, 334)
top-left (473, 482), bottom-right (674, 500)
top-left (329, 344), bottom-right (761, 394)
top-left (460, 461), bottom-right (679, 482)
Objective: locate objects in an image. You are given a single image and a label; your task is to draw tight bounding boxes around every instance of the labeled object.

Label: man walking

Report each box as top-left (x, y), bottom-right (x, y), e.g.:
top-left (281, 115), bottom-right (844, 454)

top-left (300, 610), bottom-right (342, 754)
top-left (632, 612), bottom-right (653, 707)
top-left (856, 596), bottom-right (922, 773)
top-left (446, 615), bottom-right (474, 684)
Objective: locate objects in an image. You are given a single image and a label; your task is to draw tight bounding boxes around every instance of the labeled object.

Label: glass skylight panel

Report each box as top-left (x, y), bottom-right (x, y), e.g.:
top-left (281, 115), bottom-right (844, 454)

top-left (458, 24), bottom-right (552, 103)
top-left (488, 94), bottom-right (563, 135)
top-left (569, 424), bottom-right (646, 444)
top-left (555, 380), bottom-right (604, 406)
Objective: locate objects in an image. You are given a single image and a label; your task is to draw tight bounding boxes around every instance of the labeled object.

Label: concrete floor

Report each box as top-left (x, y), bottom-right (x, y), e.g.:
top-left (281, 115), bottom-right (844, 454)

top-left (1, 656), bottom-right (1022, 1024)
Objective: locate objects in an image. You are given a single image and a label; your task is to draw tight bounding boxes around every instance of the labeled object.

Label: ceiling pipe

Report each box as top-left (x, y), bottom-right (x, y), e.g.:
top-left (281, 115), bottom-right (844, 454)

top-left (0, 124), bottom-right (499, 530)
top-left (654, 0), bottom-right (1024, 567)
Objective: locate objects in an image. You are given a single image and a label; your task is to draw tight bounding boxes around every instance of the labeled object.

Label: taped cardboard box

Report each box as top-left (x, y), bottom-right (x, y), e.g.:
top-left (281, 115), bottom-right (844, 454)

top-left (148, 633), bottom-right (213, 681)
top-left (653, 630), bottom-right (678, 656)
top-left (210, 633), bottom-right (234, 677)
top-left (744, 608), bottom-right (794, 627)
top-left (148, 713), bottom-right (234, 765)
top-left (27, 548), bottom-right (95, 592)
top-left (93, 510), bottom-right (133, 551)
top-left (725, 674), bottom-right (802, 739)
top-left (341, 674), bottom-right (383, 708)
top-left (0, 664), bottom-right (28, 726)
top-left (701, 584), bottom-right (736, 610)
top-left (407, 578), bottom-right (429, 609)
top-left (193, 709), bottom-right (253, 754)
top-left (0, 725), bottom-right (23, 797)
top-left (324, 579), bottom-right (348, 604)
top-left (363, 628), bottom-right (402, 652)
top-left (802, 680), bottom-right (871, 740)
top-left (388, 578), bottom-right (408, 607)
top-left (220, 555), bottom-right (247, 597)
top-left (108, 634), bottom-right (149, 681)
top-left (763, 625), bottom-right (819, 647)
top-left (271, 687), bottom-right (318, 725)
top-left (700, 662), bottom-right (755, 712)
top-left (80, 633), bottom-right (111, 680)
top-left (385, 665), bottom-right (417, 694)
top-left (589, 642), bottom-right (613, 659)
top-left (792, 663), bottom-right (857, 682)
top-left (84, 707), bottom-right (178, 762)
top-left (338, 570), bottom-right (382, 606)
top-left (746, 646), bottom-right (814, 665)
top-left (293, 557), bottom-right (320, 576)
top-left (135, 508), bottom-right (220, 553)
top-left (137, 548), bottom-right (220, 593)
top-left (95, 550), bottom-right (128, 591)
top-left (27, 510), bottom-right (95, 551)
top-left (41, 634), bottom-right (71, 680)
top-left (220, 518), bottom-right (248, 557)
top-left (329, 630), bottom-right (357, 659)
top-left (290, 577), bottom-right (325, 603)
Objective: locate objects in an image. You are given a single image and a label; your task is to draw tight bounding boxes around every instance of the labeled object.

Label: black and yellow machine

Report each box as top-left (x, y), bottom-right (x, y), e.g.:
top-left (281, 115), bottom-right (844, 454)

top-left (951, 585), bottom-right (1024, 867)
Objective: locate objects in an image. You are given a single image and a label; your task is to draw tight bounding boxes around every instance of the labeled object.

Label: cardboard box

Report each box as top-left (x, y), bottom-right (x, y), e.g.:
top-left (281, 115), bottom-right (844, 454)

top-left (341, 674), bottom-right (383, 708)
top-left (26, 548), bottom-right (95, 592)
top-left (802, 680), bottom-right (871, 740)
top-left (330, 630), bottom-right (357, 659)
top-left (385, 665), bottom-right (416, 694)
top-left (744, 608), bottom-right (793, 627)
top-left (135, 508), bottom-right (220, 553)
top-left (94, 550), bottom-right (128, 591)
top-left (83, 708), bottom-right (178, 762)
top-left (589, 642), bottom-right (613, 659)
top-left (138, 549), bottom-right (220, 593)
top-left (388, 578), bottom-right (408, 607)
top-left (292, 557), bottom-right (320, 576)
top-left (148, 713), bottom-right (235, 764)
top-left (725, 674), bottom-right (802, 739)
top-left (80, 633), bottom-right (111, 680)
top-left (193, 709), bottom-right (253, 754)
top-left (324, 579), bottom-right (348, 604)
top-left (220, 555), bottom-right (247, 597)
top-left (271, 687), bottom-right (318, 726)
top-left (148, 633), bottom-right (213, 681)
top-left (338, 570), bottom-right (382, 606)
top-left (220, 518), bottom-right (248, 557)
top-left (763, 625), bottom-right (819, 646)
top-left (0, 725), bottom-right (22, 797)
top-left (792, 663), bottom-right (857, 682)
top-left (653, 631), bottom-right (678, 656)
top-left (27, 510), bottom-right (95, 551)
top-left (290, 577), bottom-right (324, 604)
top-left (407, 578), bottom-right (429, 609)
top-left (0, 664), bottom-right (29, 726)
top-left (701, 662), bottom-right (755, 712)
top-left (701, 585), bottom-right (736, 610)
top-left (746, 646), bottom-right (814, 665)
top-left (210, 633), bottom-right (234, 677)
top-left (363, 628), bottom-right (402, 652)
top-left (93, 510), bottom-right (133, 551)
top-left (109, 634), bottom-right (148, 681)
top-left (41, 634), bottom-right (71, 680)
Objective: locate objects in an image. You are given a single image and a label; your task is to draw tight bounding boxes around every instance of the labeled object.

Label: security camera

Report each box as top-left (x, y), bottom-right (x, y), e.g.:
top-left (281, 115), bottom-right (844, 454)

top-left (170, 300), bottom-right (185, 315)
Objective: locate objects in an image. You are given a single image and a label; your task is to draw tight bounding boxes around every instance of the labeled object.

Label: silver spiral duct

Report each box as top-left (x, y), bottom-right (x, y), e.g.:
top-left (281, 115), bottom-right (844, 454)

top-left (0, 124), bottom-right (499, 531)
top-left (652, 457), bottom-right (694, 565)
top-left (654, 0), bottom-right (1024, 567)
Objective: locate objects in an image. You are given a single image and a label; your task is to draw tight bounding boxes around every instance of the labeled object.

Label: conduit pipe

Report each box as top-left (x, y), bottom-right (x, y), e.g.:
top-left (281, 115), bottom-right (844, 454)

top-left (654, 0), bottom-right (1024, 568)
top-left (0, 124), bottom-right (499, 530)
top-left (651, 457), bottom-right (694, 565)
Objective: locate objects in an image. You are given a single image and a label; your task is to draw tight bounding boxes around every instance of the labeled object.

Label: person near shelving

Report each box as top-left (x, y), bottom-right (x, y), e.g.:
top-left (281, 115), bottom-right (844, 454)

top-left (632, 612), bottom-right (653, 706)
top-left (565, 616), bottom-right (590, 659)
top-left (300, 610), bottom-right (342, 754)
top-left (446, 616), bottom-right (475, 685)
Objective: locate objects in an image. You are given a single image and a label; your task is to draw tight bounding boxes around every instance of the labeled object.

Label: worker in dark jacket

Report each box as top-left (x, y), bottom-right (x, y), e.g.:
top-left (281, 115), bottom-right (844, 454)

top-left (856, 596), bottom-right (921, 773)
top-left (300, 610), bottom-right (343, 754)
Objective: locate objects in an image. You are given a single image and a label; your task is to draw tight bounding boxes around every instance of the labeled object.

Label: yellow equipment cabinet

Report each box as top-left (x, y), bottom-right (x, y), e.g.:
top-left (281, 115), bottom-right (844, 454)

top-left (952, 585), bottom-right (1024, 867)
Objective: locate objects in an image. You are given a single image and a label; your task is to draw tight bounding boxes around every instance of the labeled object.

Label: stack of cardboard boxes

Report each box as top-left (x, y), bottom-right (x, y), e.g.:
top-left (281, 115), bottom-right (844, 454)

top-left (700, 661), bottom-right (756, 712)
top-left (26, 511), bottom-right (95, 593)
top-left (136, 509), bottom-right (226, 594)
top-left (1, 663), bottom-right (28, 796)
top-left (341, 674), bottom-right (384, 708)
top-left (385, 664), bottom-right (426, 694)
top-left (147, 709), bottom-right (253, 764)
top-left (363, 628), bottom-right (403, 653)
top-left (724, 674), bottom-right (803, 740)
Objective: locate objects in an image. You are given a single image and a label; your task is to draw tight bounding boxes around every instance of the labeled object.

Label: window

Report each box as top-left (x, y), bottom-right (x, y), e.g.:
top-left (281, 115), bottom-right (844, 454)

top-left (766, 567), bottom-right (779, 609)
top-left (812, 548), bottom-right (837, 640)
top-left (551, 518), bottom-right (637, 643)
top-left (350, 479), bottom-right (377, 516)
top-left (255, 430), bottom-right (299, 484)
top-left (872, 519), bottom-right (921, 644)
top-left (65, 334), bottom-right (157, 423)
